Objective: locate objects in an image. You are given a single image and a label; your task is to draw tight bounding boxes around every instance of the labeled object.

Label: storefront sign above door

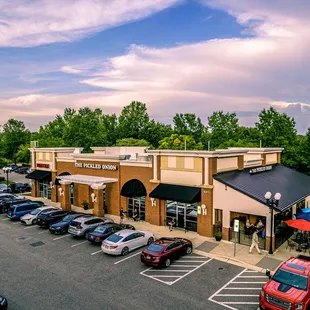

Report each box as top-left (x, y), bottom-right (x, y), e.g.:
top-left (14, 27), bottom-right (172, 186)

top-left (75, 163), bottom-right (118, 171)
top-left (37, 163), bottom-right (50, 168)
top-left (249, 165), bottom-right (272, 175)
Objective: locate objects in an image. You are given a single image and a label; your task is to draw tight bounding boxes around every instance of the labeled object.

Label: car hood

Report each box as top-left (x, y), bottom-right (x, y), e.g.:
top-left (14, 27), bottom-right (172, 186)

top-left (50, 222), bottom-right (67, 228)
top-left (264, 280), bottom-right (308, 302)
top-left (89, 231), bottom-right (106, 238)
top-left (21, 214), bottom-right (35, 220)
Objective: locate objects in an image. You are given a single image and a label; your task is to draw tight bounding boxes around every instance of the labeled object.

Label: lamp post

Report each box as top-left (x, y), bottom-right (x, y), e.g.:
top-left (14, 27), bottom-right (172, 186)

top-left (264, 191), bottom-right (281, 255)
top-left (3, 167), bottom-right (12, 191)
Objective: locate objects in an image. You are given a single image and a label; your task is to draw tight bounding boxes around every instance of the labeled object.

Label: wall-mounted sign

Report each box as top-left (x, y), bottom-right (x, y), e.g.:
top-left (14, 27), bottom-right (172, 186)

top-left (234, 219), bottom-right (239, 232)
top-left (249, 165), bottom-right (272, 175)
top-left (37, 163), bottom-right (50, 168)
top-left (75, 163), bottom-right (118, 171)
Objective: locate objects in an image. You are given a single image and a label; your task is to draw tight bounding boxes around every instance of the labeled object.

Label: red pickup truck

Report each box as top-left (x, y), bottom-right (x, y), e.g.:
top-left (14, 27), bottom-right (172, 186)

top-left (259, 255), bottom-right (310, 310)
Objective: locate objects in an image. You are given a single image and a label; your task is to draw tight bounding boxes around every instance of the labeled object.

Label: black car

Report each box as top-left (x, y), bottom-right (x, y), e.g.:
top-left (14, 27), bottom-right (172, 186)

top-left (0, 295), bottom-right (8, 310)
top-left (9, 183), bottom-right (31, 193)
top-left (86, 223), bottom-right (135, 244)
top-left (37, 210), bottom-right (71, 228)
top-left (0, 197), bottom-right (29, 213)
top-left (49, 213), bottom-right (84, 234)
top-left (15, 167), bottom-right (29, 174)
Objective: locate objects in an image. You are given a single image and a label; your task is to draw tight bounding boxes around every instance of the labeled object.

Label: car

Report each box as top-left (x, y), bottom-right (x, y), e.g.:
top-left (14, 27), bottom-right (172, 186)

top-left (15, 167), bottom-right (29, 174)
top-left (0, 295), bottom-right (8, 310)
top-left (49, 213), bottom-right (85, 234)
top-left (9, 183), bottom-right (31, 193)
top-left (101, 229), bottom-right (155, 256)
top-left (36, 210), bottom-right (70, 228)
top-left (0, 197), bottom-right (29, 213)
top-left (68, 216), bottom-right (114, 237)
top-left (7, 201), bottom-right (44, 220)
top-left (86, 223), bottom-right (135, 244)
top-left (0, 184), bottom-right (11, 193)
top-left (140, 237), bottom-right (193, 267)
top-left (20, 206), bottom-right (58, 225)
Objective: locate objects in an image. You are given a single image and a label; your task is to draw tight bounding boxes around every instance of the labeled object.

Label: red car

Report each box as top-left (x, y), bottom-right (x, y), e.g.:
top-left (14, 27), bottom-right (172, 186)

top-left (140, 237), bottom-right (193, 267)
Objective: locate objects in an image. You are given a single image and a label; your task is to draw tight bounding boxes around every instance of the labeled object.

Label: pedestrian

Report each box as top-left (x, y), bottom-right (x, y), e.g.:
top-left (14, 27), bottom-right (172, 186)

top-left (119, 207), bottom-right (124, 224)
top-left (168, 218), bottom-right (175, 231)
top-left (249, 230), bottom-right (261, 254)
top-left (132, 208), bottom-right (138, 221)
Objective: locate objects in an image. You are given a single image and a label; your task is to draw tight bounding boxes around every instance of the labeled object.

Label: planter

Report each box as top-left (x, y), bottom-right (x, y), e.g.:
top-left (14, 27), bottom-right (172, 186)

top-left (215, 236), bottom-right (222, 242)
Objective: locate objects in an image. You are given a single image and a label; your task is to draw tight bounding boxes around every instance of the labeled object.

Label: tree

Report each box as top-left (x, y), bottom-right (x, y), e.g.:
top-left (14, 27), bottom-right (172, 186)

top-left (118, 101), bottom-right (150, 139)
top-left (1, 119), bottom-right (30, 162)
top-left (115, 138), bottom-right (150, 147)
top-left (102, 114), bottom-right (119, 146)
top-left (15, 144), bottom-right (31, 163)
top-left (173, 113), bottom-right (205, 142)
top-left (158, 134), bottom-right (203, 150)
top-left (207, 111), bottom-right (239, 148)
top-left (139, 120), bottom-right (173, 148)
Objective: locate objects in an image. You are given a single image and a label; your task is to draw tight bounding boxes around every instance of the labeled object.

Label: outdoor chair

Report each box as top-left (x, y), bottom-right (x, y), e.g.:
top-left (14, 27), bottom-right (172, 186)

top-left (301, 241), bottom-right (310, 255)
top-left (286, 239), bottom-right (297, 252)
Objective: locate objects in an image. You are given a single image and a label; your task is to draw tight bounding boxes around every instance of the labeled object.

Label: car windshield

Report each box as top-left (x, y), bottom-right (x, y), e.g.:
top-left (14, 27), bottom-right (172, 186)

top-left (147, 244), bottom-right (165, 253)
top-left (63, 215), bottom-right (73, 222)
top-left (106, 234), bottom-right (122, 243)
top-left (30, 209), bottom-right (40, 215)
top-left (273, 268), bottom-right (308, 291)
top-left (0, 184), bottom-right (7, 189)
top-left (95, 226), bottom-right (107, 233)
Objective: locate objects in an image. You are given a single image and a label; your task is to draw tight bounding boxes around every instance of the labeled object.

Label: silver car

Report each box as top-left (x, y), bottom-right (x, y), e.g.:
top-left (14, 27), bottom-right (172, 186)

top-left (68, 216), bottom-right (114, 237)
top-left (20, 206), bottom-right (57, 225)
top-left (101, 229), bottom-right (155, 256)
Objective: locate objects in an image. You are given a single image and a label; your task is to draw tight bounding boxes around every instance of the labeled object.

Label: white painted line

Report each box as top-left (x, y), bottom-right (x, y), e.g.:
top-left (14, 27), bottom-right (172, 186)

top-left (232, 281), bottom-right (266, 284)
top-left (53, 234), bottom-right (71, 241)
top-left (12, 222), bottom-right (21, 225)
top-left (217, 294), bottom-right (257, 297)
top-left (146, 269), bottom-right (191, 272)
top-left (91, 250), bottom-right (103, 256)
top-left (2, 218), bottom-right (10, 221)
top-left (37, 231), bottom-right (49, 235)
top-left (223, 302), bottom-right (258, 305)
top-left (170, 265), bottom-right (200, 267)
top-left (150, 275), bottom-right (180, 278)
top-left (114, 251), bottom-right (142, 265)
top-left (239, 276), bottom-right (266, 278)
top-left (244, 270), bottom-right (262, 273)
top-left (176, 260), bottom-right (208, 263)
top-left (180, 256), bottom-right (208, 259)
top-left (223, 288), bottom-right (261, 290)
top-left (140, 268), bottom-right (173, 285)
top-left (24, 226), bottom-right (38, 230)
top-left (71, 241), bottom-right (88, 247)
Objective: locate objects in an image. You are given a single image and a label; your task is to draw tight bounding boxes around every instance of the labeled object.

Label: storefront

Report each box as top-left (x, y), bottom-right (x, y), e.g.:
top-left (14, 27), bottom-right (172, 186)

top-left (27, 146), bottom-right (310, 251)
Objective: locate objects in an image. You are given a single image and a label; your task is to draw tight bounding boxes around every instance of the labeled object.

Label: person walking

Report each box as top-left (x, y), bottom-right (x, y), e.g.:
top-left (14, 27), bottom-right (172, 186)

top-left (249, 230), bottom-right (261, 254)
top-left (119, 207), bottom-right (124, 224)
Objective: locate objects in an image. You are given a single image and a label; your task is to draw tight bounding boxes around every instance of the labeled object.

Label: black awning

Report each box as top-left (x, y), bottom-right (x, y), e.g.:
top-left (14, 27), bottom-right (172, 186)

top-left (55, 172), bottom-right (71, 186)
top-left (26, 170), bottom-right (51, 181)
top-left (121, 179), bottom-right (146, 197)
top-left (149, 184), bottom-right (201, 204)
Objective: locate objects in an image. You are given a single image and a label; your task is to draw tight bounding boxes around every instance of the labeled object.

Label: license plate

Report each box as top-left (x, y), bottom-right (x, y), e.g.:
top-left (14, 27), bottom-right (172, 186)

top-left (104, 245), bottom-right (109, 249)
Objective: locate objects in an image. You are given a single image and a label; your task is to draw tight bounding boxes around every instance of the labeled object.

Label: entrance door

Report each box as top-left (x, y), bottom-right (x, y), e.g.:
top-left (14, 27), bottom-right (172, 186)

top-left (176, 206), bottom-right (185, 229)
top-left (127, 197), bottom-right (145, 221)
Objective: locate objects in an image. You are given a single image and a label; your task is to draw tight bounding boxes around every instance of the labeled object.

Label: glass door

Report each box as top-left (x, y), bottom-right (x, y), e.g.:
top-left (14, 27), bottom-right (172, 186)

top-left (127, 197), bottom-right (145, 220)
top-left (176, 206), bottom-right (185, 229)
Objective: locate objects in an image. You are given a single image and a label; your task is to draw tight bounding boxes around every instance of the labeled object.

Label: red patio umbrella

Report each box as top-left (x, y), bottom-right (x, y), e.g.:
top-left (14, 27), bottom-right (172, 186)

top-left (285, 219), bottom-right (310, 231)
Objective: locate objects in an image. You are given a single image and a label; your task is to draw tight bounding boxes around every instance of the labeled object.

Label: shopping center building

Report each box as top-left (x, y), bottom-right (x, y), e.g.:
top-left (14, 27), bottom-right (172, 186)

top-left (26, 146), bottom-right (310, 250)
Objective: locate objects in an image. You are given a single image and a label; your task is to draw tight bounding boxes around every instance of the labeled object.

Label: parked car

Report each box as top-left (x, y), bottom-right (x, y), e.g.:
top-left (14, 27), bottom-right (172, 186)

top-left (141, 237), bottom-right (193, 267)
top-left (9, 183), bottom-right (31, 193)
top-left (7, 201), bottom-right (44, 220)
top-left (15, 167), bottom-right (29, 174)
top-left (49, 213), bottom-right (85, 234)
top-left (20, 206), bottom-right (57, 225)
top-left (0, 197), bottom-right (29, 213)
top-left (0, 184), bottom-right (11, 193)
top-left (101, 229), bottom-right (154, 256)
top-left (68, 216), bottom-right (114, 237)
top-left (3, 164), bottom-right (19, 171)
top-left (0, 295), bottom-right (8, 310)
top-left (36, 210), bottom-right (70, 228)
top-left (86, 223), bottom-right (135, 244)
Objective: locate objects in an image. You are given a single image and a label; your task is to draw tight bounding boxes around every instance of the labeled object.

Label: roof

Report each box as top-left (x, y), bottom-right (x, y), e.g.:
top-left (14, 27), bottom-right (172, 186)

top-left (214, 165), bottom-right (310, 212)
top-left (56, 174), bottom-right (118, 185)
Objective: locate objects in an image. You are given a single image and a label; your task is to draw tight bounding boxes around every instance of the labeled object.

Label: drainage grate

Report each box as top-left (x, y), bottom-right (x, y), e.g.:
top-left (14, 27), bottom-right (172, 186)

top-left (30, 241), bottom-right (44, 247)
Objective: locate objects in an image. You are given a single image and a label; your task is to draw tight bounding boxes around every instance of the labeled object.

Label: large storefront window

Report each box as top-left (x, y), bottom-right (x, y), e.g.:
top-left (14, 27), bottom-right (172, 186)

top-left (39, 180), bottom-right (51, 199)
top-left (166, 200), bottom-right (197, 232)
top-left (275, 209), bottom-right (294, 249)
top-left (127, 197), bottom-right (145, 221)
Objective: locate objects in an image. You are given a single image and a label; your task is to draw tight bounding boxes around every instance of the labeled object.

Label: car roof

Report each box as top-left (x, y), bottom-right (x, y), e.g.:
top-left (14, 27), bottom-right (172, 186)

top-left (38, 206), bottom-right (57, 211)
top-left (113, 229), bottom-right (142, 237)
top-left (72, 215), bottom-right (96, 222)
top-left (281, 256), bottom-right (310, 276)
top-left (154, 237), bottom-right (189, 245)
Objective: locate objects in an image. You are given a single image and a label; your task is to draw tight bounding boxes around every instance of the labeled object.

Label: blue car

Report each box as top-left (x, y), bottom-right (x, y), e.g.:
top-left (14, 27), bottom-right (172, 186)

top-left (7, 201), bottom-right (44, 220)
top-left (49, 213), bottom-right (84, 234)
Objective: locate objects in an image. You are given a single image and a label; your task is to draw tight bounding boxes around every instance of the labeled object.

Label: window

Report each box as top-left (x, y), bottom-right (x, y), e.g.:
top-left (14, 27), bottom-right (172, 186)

top-left (107, 234), bottom-right (122, 243)
top-left (215, 209), bottom-right (223, 223)
top-left (123, 234), bottom-right (135, 242)
top-left (147, 244), bottom-right (164, 252)
top-left (273, 269), bottom-right (308, 291)
top-left (134, 232), bottom-right (144, 238)
top-left (166, 243), bottom-right (177, 251)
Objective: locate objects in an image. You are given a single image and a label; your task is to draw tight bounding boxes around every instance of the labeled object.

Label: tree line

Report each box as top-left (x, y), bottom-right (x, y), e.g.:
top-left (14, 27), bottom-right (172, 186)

top-left (1, 101), bottom-right (310, 174)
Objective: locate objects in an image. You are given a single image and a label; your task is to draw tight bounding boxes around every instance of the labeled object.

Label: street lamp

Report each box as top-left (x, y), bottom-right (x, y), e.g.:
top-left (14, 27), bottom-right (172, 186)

top-left (3, 167), bottom-right (12, 191)
top-left (264, 191), bottom-right (281, 255)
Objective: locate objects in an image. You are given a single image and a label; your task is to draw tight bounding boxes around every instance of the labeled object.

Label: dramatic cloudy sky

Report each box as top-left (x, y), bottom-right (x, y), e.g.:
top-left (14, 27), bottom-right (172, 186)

top-left (1, 0), bottom-right (310, 133)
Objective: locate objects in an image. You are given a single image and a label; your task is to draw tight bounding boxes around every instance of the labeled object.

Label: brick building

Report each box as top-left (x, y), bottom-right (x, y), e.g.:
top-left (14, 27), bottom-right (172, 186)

top-left (27, 146), bottom-right (310, 251)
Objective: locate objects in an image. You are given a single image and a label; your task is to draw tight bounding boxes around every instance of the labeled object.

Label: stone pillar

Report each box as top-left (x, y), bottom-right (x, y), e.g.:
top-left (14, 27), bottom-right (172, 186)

top-left (51, 171), bottom-right (57, 202)
top-left (153, 155), bottom-right (158, 181)
top-left (237, 155), bottom-right (244, 170)
top-left (208, 158), bottom-right (217, 185)
top-left (59, 180), bottom-right (71, 211)
top-left (31, 180), bottom-right (39, 197)
top-left (91, 184), bottom-right (106, 217)
top-left (277, 153), bottom-right (281, 164)
top-left (198, 188), bottom-right (213, 237)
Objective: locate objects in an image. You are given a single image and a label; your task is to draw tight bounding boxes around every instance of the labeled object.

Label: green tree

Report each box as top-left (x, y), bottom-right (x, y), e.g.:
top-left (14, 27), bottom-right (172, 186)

top-left (158, 134), bottom-right (203, 150)
top-left (15, 144), bottom-right (31, 163)
top-left (118, 101), bottom-right (149, 139)
top-left (1, 119), bottom-right (30, 162)
top-left (115, 138), bottom-right (150, 146)
top-left (102, 114), bottom-right (118, 146)
top-left (173, 113), bottom-right (205, 142)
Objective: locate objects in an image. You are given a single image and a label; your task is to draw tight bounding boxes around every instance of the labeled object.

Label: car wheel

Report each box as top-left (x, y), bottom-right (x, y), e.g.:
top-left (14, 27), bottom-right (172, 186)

top-left (165, 258), bottom-right (171, 267)
top-left (2, 206), bottom-right (8, 213)
top-left (32, 219), bottom-right (37, 225)
top-left (147, 237), bottom-right (154, 245)
top-left (121, 247), bottom-right (129, 256)
top-left (61, 228), bottom-right (67, 234)
top-left (85, 232), bottom-right (89, 239)
top-left (186, 246), bottom-right (192, 254)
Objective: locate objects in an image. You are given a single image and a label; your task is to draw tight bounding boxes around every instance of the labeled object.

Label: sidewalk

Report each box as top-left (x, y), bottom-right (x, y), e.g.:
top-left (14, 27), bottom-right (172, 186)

top-left (26, 196), bottom-right (299, 272)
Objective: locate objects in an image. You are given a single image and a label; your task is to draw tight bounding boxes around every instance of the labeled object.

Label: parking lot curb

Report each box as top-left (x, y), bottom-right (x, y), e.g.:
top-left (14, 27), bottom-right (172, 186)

top-left (193, 249), bottom-right (266, 273)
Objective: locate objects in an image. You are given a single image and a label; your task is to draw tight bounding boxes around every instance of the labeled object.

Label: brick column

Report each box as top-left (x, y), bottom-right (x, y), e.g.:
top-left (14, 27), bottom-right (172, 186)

top-left (59, 180), bottom-right (71, 211)
top-left (208, 158), bottom-right (217, 185)
top-left (31, 180), bottom-right (39, 197)
top-left (222, 227), bottom-right (230, 241)
top-left (91, 184), bottom-right (105, 217)
top-left (265, 236), bottom-right (275, 252)
top-left (198, 188), bottom-right (213, 237)
top-left (51, 171), bottom-right (57, 202)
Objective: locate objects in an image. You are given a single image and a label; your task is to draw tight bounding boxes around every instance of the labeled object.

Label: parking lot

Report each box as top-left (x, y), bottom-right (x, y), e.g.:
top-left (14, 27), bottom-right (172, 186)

top-left (0, 214), bottom-right (266, 310)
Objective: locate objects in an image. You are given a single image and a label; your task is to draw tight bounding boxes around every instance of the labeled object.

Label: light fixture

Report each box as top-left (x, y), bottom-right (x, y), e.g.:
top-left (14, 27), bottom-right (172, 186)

top-left (274, 193), bottom-right (281, 201)
top-left (264, 191), bottom-right (272, 200)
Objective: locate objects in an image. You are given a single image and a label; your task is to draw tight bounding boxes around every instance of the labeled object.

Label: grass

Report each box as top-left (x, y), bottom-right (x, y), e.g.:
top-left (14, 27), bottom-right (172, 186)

top-left (0, 180), bottom-right (15, 185)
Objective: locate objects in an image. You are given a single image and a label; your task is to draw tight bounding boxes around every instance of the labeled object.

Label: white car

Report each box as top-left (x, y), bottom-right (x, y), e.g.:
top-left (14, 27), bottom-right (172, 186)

top-left (20, 206), bottom-right (57, 225)
top-left (101, 229), bottom-right (155, 256)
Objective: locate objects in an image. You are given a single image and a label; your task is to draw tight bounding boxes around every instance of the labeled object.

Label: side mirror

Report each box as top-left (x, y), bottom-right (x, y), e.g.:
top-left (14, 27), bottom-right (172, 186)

top-left (266, 269), bottom-right (271, 279)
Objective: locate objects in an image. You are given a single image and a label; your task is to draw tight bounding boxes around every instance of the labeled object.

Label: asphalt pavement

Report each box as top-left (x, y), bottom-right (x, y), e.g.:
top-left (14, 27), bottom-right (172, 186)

top-left (0, 214), bottom-right (267, 310)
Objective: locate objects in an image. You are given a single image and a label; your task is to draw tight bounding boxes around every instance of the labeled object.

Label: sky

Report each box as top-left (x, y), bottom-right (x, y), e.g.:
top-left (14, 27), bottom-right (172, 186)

top-left (1, 0), bottom-right (310, 133)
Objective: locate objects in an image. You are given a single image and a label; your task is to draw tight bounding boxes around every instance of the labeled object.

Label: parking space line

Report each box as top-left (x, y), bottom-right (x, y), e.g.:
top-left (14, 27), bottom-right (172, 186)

top-left (217, 294), bottom-right (257, 297)
top-left (71, 241), bottom-right (88, 247)
top-left (239, 276), bottom-right (266, 278)
top-left (24, 226), bottom-right (38, 230)
top-left (223, 302), bottom-right (258, 305)
top-left (12, 222), bottom-right (20, 225)
top-left (2, 218), bottom-right (10, 221)
top-left (91, 250), bottom-right (102, 256)
top-left (176, 260), bottom-right (207, 263)
top-left (140, 269), bottom-right (174, 285)
top-left (38, 231), bottom-right (49, 235)
top-left (232, 281), bottom-right (266, 284)
top-left (147, 269), bottom-right (192, 272)
top-left (53, 234), bottom-right (71, 241)
top-left (114, 251), bottom-right (142, 265)
top-left (224, 288), bottom-right (261, 290)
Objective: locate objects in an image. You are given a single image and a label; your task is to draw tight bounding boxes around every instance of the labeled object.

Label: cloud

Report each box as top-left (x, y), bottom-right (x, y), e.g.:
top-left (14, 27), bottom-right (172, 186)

top-left (0, 0), bottom-right (182, 47)
top-left (61, 66), bottom-right (82, 74)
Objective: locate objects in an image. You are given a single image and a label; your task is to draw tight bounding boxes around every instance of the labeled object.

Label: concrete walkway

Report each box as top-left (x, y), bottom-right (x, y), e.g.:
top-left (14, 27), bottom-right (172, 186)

top-left (26, 196), bottom-right (302, 272)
